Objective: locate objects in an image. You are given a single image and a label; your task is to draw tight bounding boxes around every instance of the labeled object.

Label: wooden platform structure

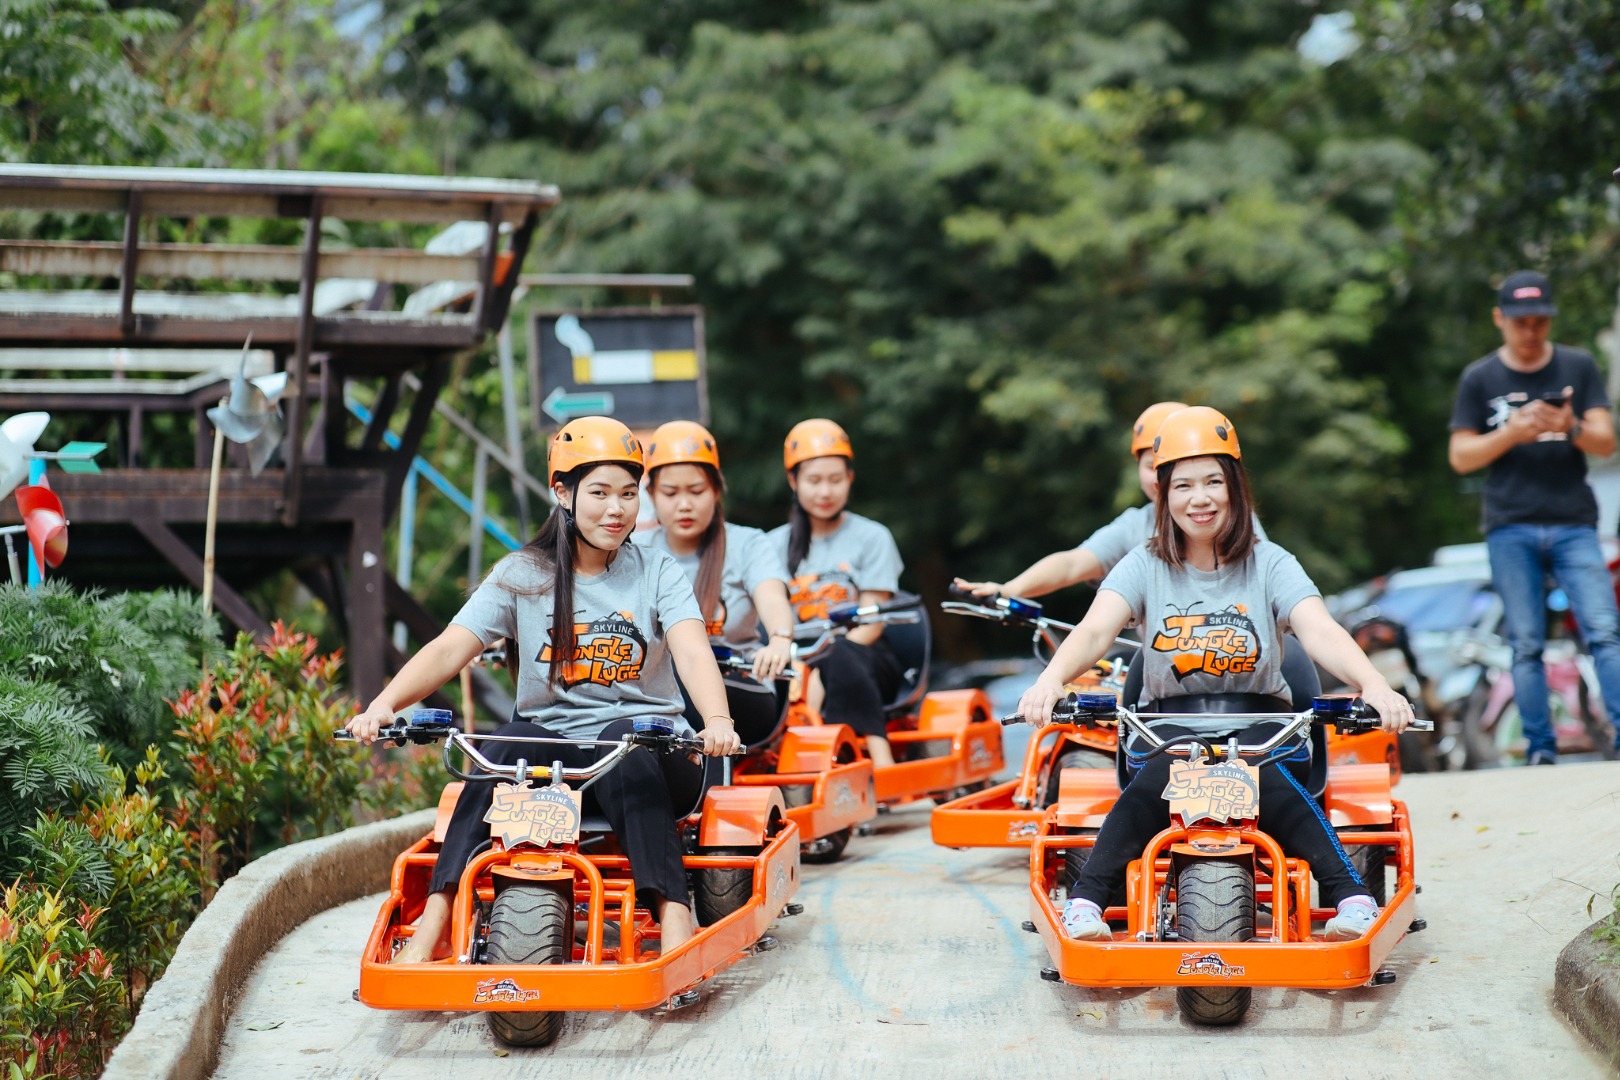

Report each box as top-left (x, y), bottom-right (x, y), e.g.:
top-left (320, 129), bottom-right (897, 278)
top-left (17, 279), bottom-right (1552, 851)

top-left (0, 164), bottom-right (558, 704)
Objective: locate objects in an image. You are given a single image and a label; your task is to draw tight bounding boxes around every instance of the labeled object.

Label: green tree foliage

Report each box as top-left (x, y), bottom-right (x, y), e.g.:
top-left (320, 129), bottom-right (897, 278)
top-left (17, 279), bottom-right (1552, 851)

top-left (0, 0), bottom-right (229, 164)
top-left (0, 583), bottom-right (221, 770)
top-left (1345, 1), bottom-right (1620, 545)
top-left (376, 0), bottom-right (1428, 619)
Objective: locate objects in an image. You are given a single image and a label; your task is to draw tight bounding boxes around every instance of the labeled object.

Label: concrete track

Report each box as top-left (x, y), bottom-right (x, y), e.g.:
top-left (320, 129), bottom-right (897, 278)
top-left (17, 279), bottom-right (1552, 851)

top-left (213, 764), bottom-right (1620, 1080)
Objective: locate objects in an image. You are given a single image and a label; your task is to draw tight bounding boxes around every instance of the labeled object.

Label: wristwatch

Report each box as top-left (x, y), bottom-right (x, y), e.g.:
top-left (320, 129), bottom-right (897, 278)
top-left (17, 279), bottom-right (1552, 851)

top-left (1571, 418), bottom-right (1585, 443)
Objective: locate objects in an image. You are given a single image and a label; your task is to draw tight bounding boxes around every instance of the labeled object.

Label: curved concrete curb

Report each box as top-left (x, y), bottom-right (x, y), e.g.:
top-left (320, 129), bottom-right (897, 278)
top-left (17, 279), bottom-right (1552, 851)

top-left (102, 808), bottom-right (435, 1080)
top-left (1555, 916), bottom-right (1620, 1069)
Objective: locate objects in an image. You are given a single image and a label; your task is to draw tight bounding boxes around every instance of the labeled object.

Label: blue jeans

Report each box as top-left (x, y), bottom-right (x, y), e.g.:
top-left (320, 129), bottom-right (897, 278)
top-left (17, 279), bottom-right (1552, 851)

top-left (1485, 524), bottom-right (1620, 760)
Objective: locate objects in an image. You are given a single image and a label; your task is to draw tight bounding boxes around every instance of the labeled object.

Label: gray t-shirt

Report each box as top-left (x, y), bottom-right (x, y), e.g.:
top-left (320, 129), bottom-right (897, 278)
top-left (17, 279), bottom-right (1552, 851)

top-left (767, 511), bottom-right (904, 622)
top-left (643, 522), bottom-right (788, 648)
top-left (1099, 540), bottom-right (1319, 728)
top-left (1077, 505), bottom-right (1268, 578)
top-left (451, 542), bottom-right (704, 739)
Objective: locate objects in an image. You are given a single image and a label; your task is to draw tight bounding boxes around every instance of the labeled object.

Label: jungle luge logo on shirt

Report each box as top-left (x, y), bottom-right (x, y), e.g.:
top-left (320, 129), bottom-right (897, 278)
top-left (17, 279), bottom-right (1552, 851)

top-left (538, 611), bottom-right (648, 688)
top-left (1150, 603), bottom-right (1261, 680)
top-left (704, 599), bottom-right (728, 639)
top-left (789, 569), bottom-right (858, 622)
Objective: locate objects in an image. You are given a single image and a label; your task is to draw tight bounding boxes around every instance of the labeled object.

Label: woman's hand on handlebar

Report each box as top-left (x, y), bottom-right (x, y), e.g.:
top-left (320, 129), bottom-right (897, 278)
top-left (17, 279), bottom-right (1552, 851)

top-left (1358, 684), bottom-right (1415, 734)
top-left (752, 637), bottom-right (792, 682)
top-left (345, 703), bottom-right (397, 745)
top-left (951, 576), bottom-right (1003, 599)
top-left (1015, 675), bottom-right (1066, 729)
top-left (699, 717), bottom-right (742, 756)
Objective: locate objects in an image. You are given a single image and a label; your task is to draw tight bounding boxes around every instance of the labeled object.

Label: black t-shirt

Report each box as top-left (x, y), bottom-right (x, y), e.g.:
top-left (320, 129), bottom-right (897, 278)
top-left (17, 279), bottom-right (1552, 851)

top-left (1449, 345), bottom-right (1611, 533)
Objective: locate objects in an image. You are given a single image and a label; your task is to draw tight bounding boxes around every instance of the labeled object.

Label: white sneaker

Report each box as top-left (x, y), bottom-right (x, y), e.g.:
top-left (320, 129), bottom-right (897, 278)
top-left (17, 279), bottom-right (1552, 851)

top-left (1323, 897), bottom-right (1379, 940)
top-left (1062, 898), bottom-right (1111, 941)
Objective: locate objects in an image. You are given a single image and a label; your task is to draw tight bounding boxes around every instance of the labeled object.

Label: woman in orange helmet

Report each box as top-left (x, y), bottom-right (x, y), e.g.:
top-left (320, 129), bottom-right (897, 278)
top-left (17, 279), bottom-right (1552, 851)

top-left (345, 417), bottom-right (741, 961)
top-left (1015, 406), bottom-right (1414, 944)
top-left (643, 420), bottom-right (796, 744)
top-left (769, 419), bottom-right (906, 766)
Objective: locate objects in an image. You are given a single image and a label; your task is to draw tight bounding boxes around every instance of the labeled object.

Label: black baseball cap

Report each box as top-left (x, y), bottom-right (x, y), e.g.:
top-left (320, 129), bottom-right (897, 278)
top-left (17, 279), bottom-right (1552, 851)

top-left (1497, 270), bottom-right (1557, 317)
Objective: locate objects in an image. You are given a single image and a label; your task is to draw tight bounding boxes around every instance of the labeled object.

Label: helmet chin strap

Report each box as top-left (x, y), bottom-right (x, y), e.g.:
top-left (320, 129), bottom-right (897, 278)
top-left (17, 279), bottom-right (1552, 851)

top-left (559, 505), bottom-right (607, 552)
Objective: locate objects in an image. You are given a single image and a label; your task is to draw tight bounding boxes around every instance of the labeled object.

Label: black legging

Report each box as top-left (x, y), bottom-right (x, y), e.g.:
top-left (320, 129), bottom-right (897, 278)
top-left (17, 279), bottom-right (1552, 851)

top-left (809, 636), bottom-right (903, 738)
top-left (678, 671), bottom-right (785, 749)
top-left (1071, 721), bottom-right (1368, 911)
top-left (430, 717), bottom-right (704, 913)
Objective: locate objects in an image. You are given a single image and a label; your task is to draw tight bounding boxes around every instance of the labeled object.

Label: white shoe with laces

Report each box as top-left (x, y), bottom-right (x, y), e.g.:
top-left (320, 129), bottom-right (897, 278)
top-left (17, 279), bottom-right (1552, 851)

top-left (1323, 896), bottom-right (1379, 940)
top-left (1061, 897), bottom-right (1112, 941)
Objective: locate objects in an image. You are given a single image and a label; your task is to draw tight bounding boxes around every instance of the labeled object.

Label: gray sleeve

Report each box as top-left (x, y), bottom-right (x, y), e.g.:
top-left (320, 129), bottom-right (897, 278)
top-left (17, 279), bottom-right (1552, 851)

top-left (1265, 545), bottom-right (1321, 630)
top-left (737, 527), bottom-right (788, 595)
top-left (1076, 507), bottom-right (1148, 576)
top-left (450, 559), bottom-right (520, 647)
top-left (653, 549), bottom-right (704, 631)
top-left (1097, 546), bottom-right (1149, 623)
top-left (855, 521), bottom-right (904, 593)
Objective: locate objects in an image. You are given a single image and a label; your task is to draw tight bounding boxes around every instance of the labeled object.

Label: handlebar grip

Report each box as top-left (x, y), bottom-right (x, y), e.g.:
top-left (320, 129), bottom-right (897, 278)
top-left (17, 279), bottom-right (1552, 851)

top-left (948, 583), bottom-right (987, 602)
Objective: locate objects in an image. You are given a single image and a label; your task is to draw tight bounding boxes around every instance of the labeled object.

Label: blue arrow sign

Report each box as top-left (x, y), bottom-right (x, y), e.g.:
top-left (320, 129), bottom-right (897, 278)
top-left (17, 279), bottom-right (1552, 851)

top-left (542, 387), bottom-right (615, 424)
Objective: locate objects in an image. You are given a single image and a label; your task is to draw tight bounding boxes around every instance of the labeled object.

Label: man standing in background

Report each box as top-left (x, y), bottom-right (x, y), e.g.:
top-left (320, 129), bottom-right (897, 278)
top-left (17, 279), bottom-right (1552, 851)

top-left (1449, 270), bottom-right (1620, 764)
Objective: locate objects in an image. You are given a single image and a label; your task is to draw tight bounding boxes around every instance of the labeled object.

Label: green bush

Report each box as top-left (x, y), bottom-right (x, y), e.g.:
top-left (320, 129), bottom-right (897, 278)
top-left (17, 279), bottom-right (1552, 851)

top-left (0, 582), bottom-right (221, 768)
top-left (0, 598), bottom-right (438, 1078)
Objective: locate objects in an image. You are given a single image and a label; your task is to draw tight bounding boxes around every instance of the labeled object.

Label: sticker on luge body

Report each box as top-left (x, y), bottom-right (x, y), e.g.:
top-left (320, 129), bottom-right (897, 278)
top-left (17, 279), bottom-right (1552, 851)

top-left (485, 783), bottom-right (585, 848)
top-left (1162, 759), bottom-right (1260, 825)
top-left (1176, 952), bottom-right (1246, 978)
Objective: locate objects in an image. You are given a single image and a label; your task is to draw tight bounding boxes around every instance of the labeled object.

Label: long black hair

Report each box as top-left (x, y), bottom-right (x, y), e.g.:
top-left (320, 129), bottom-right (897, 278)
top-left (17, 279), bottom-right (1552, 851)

top-left (1147, 455), bottom-right (1256, 571)
top-left (508, 460), bottom-right (644, 687)
top-left (785, 456), bottom-right (852, 572)
top-left (651, 461), bottom-right (728, 624)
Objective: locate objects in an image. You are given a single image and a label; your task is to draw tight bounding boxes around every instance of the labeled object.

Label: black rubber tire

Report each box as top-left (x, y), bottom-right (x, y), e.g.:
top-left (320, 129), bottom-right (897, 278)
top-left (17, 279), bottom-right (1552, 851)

top-left (1347, 839), bottom-right (1390, 907)
top-left (1059, 827), bottom-right (1100, 897)
top-left (1174, 859), bottom-right (1255, 1026)
top-left (1397, 729), bottom-right (1437, 774)
top-left (1578, 677), bottom-right (1618, 760)
top-left (1459, 681), bottom-right (1501, 769)
top-left (1043, 747), bottom-right (1115, 808)
top-left (695, 846), bottom-right (753, 926)
top-left (802, 826), bottom-right (852, 864)
top-left (483, 885), bottom-right (570, 1047)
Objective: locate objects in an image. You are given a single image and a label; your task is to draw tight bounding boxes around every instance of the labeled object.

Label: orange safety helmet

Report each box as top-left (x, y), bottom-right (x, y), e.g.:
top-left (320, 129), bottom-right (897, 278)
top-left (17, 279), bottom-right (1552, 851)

top-left (548, 416), bottom-right (644, 485)
top-left (1151, 405), bottom-right (1241, 465)
top-left (645, 420), bottom-right (721, 473)
top-left (783, 418), bottom-right (853, 472)
top-left (1130, 400), bottom-right (1190, 456)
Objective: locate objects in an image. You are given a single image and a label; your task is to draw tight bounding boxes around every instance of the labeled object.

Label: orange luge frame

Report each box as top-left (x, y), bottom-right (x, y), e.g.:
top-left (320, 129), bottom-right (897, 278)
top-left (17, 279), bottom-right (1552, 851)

top-left (356, 795), bottom-right (800, 1013)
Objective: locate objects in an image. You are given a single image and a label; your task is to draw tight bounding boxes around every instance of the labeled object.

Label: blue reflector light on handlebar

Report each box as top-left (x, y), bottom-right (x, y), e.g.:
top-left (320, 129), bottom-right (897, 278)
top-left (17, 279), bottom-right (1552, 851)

top-left (413, 708), bottom-right (455, 725)
top-left (711, 644), bottom-right (735, 662)
top-left (634, 716), bottom-right (676, 735)
top-left (1311, 695), bottom-right (1355, 714)
top-left (1071, 693), bottom-right (1118, 711)
top-left (1005, 596), bottom-right (1042, 620)
top-left (826, 603), bottom-right (859, 625)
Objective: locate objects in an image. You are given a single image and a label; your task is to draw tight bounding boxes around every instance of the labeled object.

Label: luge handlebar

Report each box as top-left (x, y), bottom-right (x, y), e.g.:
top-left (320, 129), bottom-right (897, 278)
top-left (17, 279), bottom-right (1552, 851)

top-left (334, 715), bottom-right (726, 788)
top-left (999, 695), bottom-right (1433, 760)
